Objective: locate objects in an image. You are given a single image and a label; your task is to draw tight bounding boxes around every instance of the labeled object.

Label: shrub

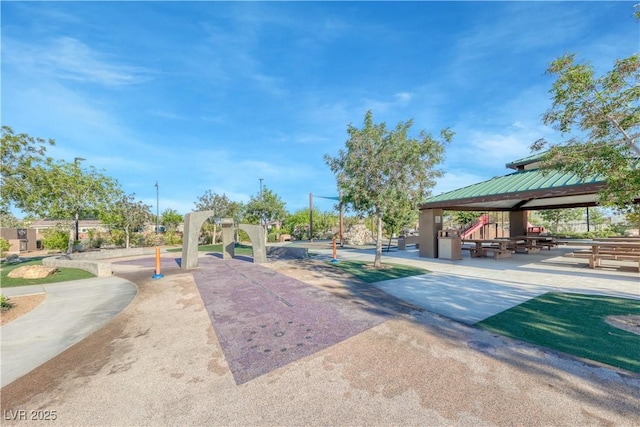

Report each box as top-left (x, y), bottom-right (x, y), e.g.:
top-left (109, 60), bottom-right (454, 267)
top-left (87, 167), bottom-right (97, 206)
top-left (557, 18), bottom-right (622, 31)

top-left (267, 231), bottom-right (278, 243)
top-left (238, 229), bottom-right (250, 243)
top-left (110, 229), bottom-right (126, 247)
top-left (0, 237), bottom-right (10, 255)
top-left (1, 294), bottom-right (13, 310)
top-left (164, 231), bottom-right (182, 245)
top-left (87, 230), bottom-right (108, 249)
top-left (134, 230), bottom-right (164, 247)
top-left (42, 227), bottom-right (70, 251)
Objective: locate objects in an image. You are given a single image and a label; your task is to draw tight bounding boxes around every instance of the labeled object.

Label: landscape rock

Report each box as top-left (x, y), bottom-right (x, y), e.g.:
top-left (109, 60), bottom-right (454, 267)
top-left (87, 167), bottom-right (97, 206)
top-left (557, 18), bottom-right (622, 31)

top-left (5, 254), bottom-right (21, 264)
top-left (343, 223), bottom-right (374, 246)
top-left (8, 265), bottom-right (58, 279)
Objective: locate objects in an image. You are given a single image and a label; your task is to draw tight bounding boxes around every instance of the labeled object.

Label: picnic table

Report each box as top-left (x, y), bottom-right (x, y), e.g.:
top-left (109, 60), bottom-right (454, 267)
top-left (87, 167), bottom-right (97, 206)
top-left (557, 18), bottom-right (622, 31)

top-left (464, 239), bottom-right (515, 259)
top-left (512, 235), bottom-right (558, 252)
top-left (564, 241), bottom-right (640, 272)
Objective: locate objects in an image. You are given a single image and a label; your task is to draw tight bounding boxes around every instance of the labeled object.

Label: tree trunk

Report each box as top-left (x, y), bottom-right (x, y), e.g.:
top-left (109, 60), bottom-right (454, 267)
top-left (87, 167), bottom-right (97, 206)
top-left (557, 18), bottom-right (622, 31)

top-left (125, 227), bottom-right (130, 249)
top-left (67, 228), bottom-right (74, 254)
top-left (374, 213), bottom-right (383, 268)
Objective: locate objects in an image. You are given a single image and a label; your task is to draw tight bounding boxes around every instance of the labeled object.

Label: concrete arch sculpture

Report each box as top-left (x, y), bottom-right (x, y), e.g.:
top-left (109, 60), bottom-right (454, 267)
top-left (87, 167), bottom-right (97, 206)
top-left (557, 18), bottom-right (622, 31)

top-left (181, 210), bottom-right (214, 270)
top-left (238, 224), bottom-right (266, 263)
top-left (181, 212), bottom-right (268, 269)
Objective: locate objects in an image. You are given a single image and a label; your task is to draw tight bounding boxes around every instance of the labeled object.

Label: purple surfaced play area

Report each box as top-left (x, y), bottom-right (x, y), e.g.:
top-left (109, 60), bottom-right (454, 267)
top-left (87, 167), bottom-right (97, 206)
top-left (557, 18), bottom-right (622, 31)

top-left (193, 256), bottom-right (389, 384)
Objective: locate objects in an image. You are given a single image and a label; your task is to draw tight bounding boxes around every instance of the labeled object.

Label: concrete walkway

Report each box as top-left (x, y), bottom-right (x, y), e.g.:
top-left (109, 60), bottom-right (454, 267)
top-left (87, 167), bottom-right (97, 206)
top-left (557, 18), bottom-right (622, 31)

top-left (309, 244), bottom-right (640, 324)
top-left (1, 277), bottom-right (137, 387)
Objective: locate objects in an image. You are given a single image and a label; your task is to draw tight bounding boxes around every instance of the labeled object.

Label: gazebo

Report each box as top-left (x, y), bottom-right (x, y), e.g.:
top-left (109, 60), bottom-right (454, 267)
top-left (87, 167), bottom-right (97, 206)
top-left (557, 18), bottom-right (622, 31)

top-left (417, 153), bottom-right (638, 258)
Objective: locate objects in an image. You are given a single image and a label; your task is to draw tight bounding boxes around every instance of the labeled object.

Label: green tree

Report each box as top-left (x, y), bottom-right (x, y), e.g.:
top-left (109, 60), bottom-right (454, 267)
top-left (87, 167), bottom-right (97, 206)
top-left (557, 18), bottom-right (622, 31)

top-left (538, 208), bottom-right (583, 233)
top-left (314, 210), bottom-right (339, 237)
top-left (0, 126), bottom-right (55, 213)
top-left (24, 159), bottom-right (121, 251)
top-left (0, 212), bottom-right (20, 228)
top-left (448, 211), bottom-right (482, 228)
top-left (586, 207), bottom-right (608, 231)
top-left (41, 226), bottom-right (71, 251)
top-left (382, 197), bottom-right (417, 250)
top-left (244, 187), bottom-right (287, 227)
top-left (161, 208), bottom-right (183, 232)
top-left (532, 51), bottom-right (640, 212)
top-left (325, 110), bottom-right (452, 267)
top-left (101, 193), bottom-right (151, 248)
top-left (194, 191), bottom-right (243, 243)
top-left (282, 209), bottom-right (338, 239)
top-left (282, 208), bottom-right (311, 238)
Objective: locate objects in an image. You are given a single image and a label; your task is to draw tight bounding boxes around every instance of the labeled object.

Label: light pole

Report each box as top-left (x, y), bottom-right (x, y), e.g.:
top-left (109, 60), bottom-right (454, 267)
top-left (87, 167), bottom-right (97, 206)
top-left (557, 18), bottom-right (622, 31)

top-left (73, 157), bottom-right (86, 244)
top-left (155, 181), bottom-right (160, 234)
top-left (259, 178), bottom-right (264, 227)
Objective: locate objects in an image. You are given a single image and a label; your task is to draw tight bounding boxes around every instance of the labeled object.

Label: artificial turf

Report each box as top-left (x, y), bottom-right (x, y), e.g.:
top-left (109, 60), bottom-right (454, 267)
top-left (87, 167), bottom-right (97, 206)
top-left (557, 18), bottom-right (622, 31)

top-left (327, 260), bottom-right (429, 283)
top-left (166, 243), bottom-right (254, 255)
top-left (477, 292), bottom-right (640, 373)
top-left (0, 258), bottom-right (95, 287)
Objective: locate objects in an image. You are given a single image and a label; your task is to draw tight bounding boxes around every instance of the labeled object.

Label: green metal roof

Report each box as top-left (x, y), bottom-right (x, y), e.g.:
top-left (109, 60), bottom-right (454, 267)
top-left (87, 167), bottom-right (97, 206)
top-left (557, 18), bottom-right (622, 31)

top-left (505, 152), bottom-right (548, 169)
top-left (421, 168), bottom-right (606, 211)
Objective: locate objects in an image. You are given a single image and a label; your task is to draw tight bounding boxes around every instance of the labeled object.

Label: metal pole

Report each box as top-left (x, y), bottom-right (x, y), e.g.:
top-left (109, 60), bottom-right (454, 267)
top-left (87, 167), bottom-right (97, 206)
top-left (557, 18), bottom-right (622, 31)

top-left (339, 203), bottom-right (344, 247)
top-left (259, 178), bottom-right (264, 228)
top-left (586, 207), bottom-right (590, 232)
top-left (309, 193), bottom-right (313, 241)
top-left (73, 157), bottom-right (85, 243)
top-left (155, 181), bottom-right (159, 235)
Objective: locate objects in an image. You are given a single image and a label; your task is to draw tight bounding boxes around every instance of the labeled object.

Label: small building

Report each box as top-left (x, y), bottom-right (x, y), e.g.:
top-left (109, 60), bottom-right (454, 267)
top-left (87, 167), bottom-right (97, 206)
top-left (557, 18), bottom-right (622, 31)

top-left (0, 228), bottom-right (38, 253)
top-left (27, 219), bottom-right (109, 242)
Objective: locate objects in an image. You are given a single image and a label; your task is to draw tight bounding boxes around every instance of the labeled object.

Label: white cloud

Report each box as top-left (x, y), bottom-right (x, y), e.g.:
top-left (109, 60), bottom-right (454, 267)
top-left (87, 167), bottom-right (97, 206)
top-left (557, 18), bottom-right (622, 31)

top-left (394, 92), bottom-right (413, 104)
top-left (4, 36), bottom-right (149, 86)
top-left (433, 170), bottom-right (488, 196)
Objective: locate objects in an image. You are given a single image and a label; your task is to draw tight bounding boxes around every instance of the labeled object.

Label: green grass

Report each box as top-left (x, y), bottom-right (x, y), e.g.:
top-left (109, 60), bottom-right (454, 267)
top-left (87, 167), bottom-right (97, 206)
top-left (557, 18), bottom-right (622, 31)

top-left (328, 260), bottom-right (429, 283)
top-left (166, 243), bottom-right (254, 256)
top-left (0, 258), bottom-right (95, 288)
top-left (477, 292), bottom-right (640, 373)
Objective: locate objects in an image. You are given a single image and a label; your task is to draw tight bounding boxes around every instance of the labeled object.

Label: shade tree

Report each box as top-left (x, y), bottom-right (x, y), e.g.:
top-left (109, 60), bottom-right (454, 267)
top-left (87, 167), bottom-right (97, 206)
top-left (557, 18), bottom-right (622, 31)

top-left (325, 110), bottom-right (452, 267)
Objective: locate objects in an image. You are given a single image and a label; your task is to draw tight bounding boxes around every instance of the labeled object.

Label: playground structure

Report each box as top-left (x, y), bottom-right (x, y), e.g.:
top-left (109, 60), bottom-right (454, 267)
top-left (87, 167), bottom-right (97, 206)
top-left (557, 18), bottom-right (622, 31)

top-left (459, 214), bottom-right (544, 240)
top-left (460, 214), bottom-right (509, 240)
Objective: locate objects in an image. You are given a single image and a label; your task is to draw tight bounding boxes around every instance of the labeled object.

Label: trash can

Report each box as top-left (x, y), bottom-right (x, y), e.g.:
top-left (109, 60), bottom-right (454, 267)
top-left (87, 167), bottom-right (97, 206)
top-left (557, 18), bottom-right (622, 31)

top-left (438, 229), bottom-right (462, 260)
top-left (398, 236), bottom-right (406, 251)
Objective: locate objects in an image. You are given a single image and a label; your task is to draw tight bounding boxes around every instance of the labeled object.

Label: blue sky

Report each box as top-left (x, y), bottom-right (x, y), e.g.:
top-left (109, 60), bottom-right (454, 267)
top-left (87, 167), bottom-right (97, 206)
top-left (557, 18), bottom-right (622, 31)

top-left (2, 1), bottom-right (637, 217)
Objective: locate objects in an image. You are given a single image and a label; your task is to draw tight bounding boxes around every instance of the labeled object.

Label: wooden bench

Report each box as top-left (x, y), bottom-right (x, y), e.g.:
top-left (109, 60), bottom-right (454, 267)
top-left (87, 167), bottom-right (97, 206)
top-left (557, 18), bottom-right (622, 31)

top-left (564, 246), bottom-right (640, 272)
top-left (589, 251), bottom-right (640, 271)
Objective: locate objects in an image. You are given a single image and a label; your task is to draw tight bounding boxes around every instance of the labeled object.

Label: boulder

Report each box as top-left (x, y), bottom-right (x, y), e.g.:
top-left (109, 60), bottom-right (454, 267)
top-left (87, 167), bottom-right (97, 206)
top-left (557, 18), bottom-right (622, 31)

top-left (5, 254), bottom-right (21, 264)
top-left (343, 223), bottom-right (374, 246)
top-left (8, 265), bottom-right (58, 279)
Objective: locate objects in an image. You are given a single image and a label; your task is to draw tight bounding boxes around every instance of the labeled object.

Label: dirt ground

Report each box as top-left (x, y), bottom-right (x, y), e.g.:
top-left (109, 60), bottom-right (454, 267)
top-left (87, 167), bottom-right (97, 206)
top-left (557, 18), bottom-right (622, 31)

top-left (1, 257), bottom-right (639, 425)
top-left (1, 294), bottom-right (45, 326)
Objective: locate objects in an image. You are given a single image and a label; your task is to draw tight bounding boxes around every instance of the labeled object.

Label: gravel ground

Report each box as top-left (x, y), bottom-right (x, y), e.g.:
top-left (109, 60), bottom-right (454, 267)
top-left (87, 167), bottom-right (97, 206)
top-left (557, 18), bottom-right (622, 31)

top-left (1, 256), bottom-right (639, 426)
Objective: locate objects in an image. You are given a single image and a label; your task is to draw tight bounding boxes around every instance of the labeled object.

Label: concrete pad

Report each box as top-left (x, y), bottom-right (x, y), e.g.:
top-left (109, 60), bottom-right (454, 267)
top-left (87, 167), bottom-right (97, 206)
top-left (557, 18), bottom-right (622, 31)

top-left (372, 273), bottom-right (549, 324)
top-left (308, 245), bottom-right (639, 324)
top-left (1, 276), bottom-right (137, 387)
